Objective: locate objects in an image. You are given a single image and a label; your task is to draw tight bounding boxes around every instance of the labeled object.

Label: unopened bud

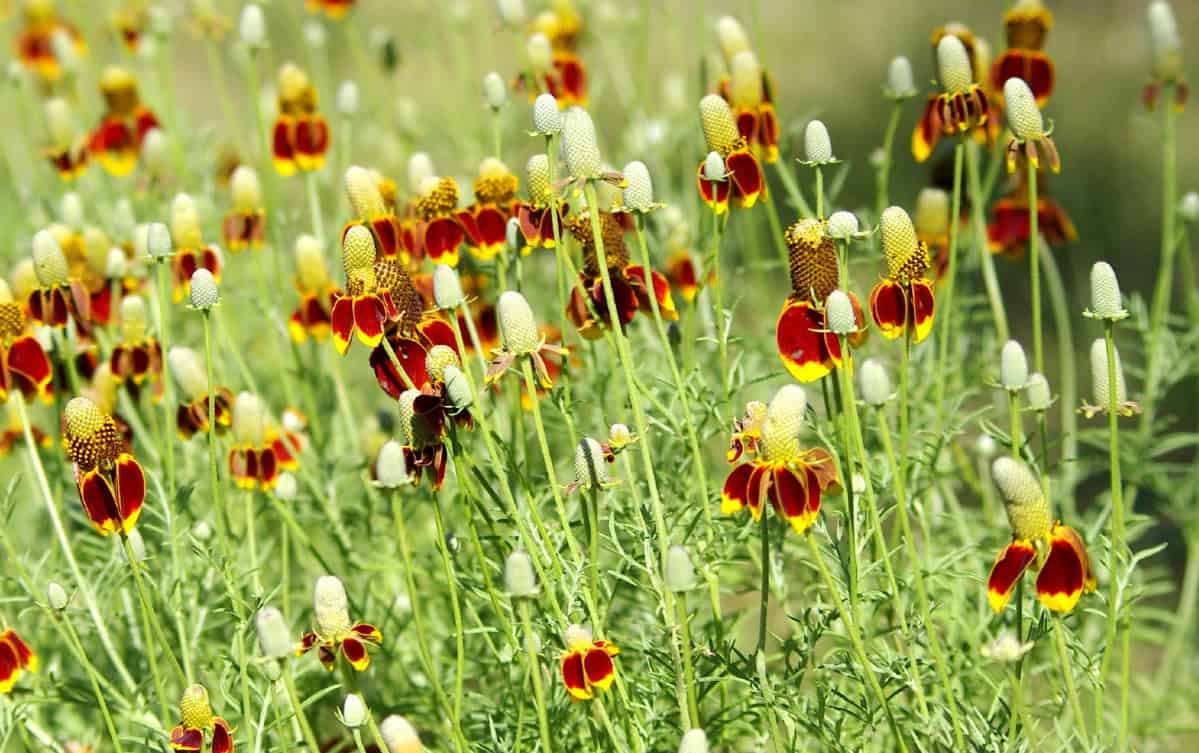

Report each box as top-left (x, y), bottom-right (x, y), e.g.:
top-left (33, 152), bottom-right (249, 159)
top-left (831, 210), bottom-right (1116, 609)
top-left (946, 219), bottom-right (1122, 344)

top-left (1000, 340), bottom-right (1029, 391)
top-left (425, 345), bottom-right (460, 384)
top-left (804, 120), bottom-right (833, 164)
top-left (337, 80), bottom-right (359, 116)
top-left (1003, 78), bottom-right (1044, 140)
top-left (1148, 1), bottom-right (1183, 80)
top-left (231, 165), bottom-right (262, 211)
top-left (190, 269), bottom-right (219, 309)
top-left (859, 358), bottom-right (892, 406)
top-left (702, 151), bottom-right (726, 182)
top-left (1088, 261), bottom-right (1125, 319)
top-left (379, 715), bottom-right (423, 753)
top-left (376, 441), bottom-right (411, 489)
top-left (664, 545), bottom-right (697, 592)
top-left (914, 188), bottom-right (951, 239)
top-left (497, 291), bottom-right (540, 354)
top-left (171, 194), bottom-right (203, 249)
top-left (443, 364), bottom-right (473, 411)
top-left (341, 693), bottom-right (366, 729)
top-left (825, 290), bottom-right (856, 335)
top-left (887, 55), bottom-right (916, 98)
top-left (239, 4), bottom-right (266, 48)
top-left (1090, 338), bottom-right (1128, 406)
top-left (32, 230), bottom-right (70, 286)
top-left (562, 107), bottom-right (602, 180)
top-left (1025, 372), bottom-right (1052, 411)
top-left (275, 472), bottom-right (298, 501)
top-left (47, 582), bottom-right (68, 611)
top-left (142, 128), bottom-right (170, 176)
top-left (313, 575), bottom-right (351, 637)
top-left (146, 222), bottom-right (173, 259)
top-left (937, 35), bottom-right (973, 94)
top-left (622, 160), bottom-right (654, 211)
top-left (504, 550), bottom-right (538, 597)
top-left (728, 51), bottom-right (763, 109)
top-left (497, 0), bottom-right (527, 27)
top-left (679, 729), bottom-right (709, 753)
top-left (483, 71), bottom-right (507, 110)
top-left (714, 16), bottom-right (749, 61)
top-left (760, 385), bottom-right (806, 462)
top-left (407, 152), bottom-right (435, 195)
top-left (126, 529), bottom-right (147, 561)
top-left (526, 32), bottom-right (552, 72)
top-left (61, 192), bottom-right (84, 229)
top-left (432, 264), bottom-right (465, 310)
top-left (698, 94), bottom-right (738, 155)
top-left (533, 93), bottom-right (562, 134)
top-left (1180, 192), bottom-right (1199, 223)
top-left (574, 437), bottom-right (609, 489)
top-left (826, 211), bottom-right (859, 240)
top-left (256, 607), bottom-right (292, 658)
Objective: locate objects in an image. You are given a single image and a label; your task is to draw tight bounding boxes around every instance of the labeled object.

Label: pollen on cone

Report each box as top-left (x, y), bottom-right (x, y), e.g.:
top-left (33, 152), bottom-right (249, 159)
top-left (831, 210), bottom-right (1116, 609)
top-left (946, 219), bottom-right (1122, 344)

top-left (313, 575), bottom-right (351, 637)
top-left (937, 35), bottom-right (974, 94)
top-left (398, 389), bottom-right (420, 446)
top-left (699, 94), bottom-right (739, 156)
top-left (179, 684), bottom-right (215, 730)
top-left (1003, 78), bottom-right (1044, 140)
top-left (728, 51), bottom-right (763, 109)
top-left (759, 384), bottom-right (806, 462)
top-left (345, 165), bottom-right (386, 219)
top-left (525, 154), bottom-right (552, 205)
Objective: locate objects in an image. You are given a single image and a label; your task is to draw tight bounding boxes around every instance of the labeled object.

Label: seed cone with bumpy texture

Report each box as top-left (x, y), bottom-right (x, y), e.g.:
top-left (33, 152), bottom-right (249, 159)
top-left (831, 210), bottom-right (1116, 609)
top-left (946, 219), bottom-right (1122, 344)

top-left (375, 440), bottom-right (409, 489)
top-left (190, 269), bottom-right (219, 309)
top-left (826, 211), bottom-right (858, 240)
top-left (699, 94), bottom-right (740, 156)
top-left (313, 575), bottom-right (351, 638)
top-left (1003, 78), bottom-right (1044, 140)
top-left (1026, 372), bottom-right (1051, 411)
top-left (1088, 261), bottom-right (1124, 319)
top-left (879, 206), bottom-right (928, 282)
top-left (785, 219), bottom-right (839, 302)
top-left (256, 607), bottom-right (292, 658)
top-left (505, 550), bottom-right (538, 597)
top-left (179, 685), bottom-right (215, 730)
top-left (937, 35), bottom-right (974, 94)
top-left (32, 230), bottom-right (70, 287)
top-left (887, 55), bottom-right (916, 98)
top-left (759, 385), bottom-right (806, 462)
top-left (826, 290), bottom-right (856, 335)
top-left (345, 165), bottom-right (385, 219)
top-left (168, 347), bottom-right (208, 400)
top-left (497, 291), bottom-right (540, 354)
top-left (574, 437), bottom-right (609, 489)
top-left (804, 120), bottom-right (833, 163)
top-left (621, 161), bottom-right (654, 211)
top-left (1000, 340), bottom-right (1029, 391)
top-left (859, 358), bottom-right (892, 406)
top-left (664, 545), bottom-right (697, 592)
top-left (991, 456), bottom-right (1050, 541)
top-left (533, 93), bottom-right (562, 134)
top-left (562, 107), bottom-right (601, 180)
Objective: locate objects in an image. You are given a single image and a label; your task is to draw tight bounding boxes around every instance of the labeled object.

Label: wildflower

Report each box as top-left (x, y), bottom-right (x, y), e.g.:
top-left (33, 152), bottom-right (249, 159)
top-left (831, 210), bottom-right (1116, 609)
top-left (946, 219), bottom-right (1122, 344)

top-left (47, 583), bottom-right (68, 611)
top-left (340, 694), bottom-right (367, 729)
top-left (912, 34), bottom-right (990, 162)
top-left (170, 194), bottom-right (223, 304)
top-left (43, 98), bottom-right (89, 180)
top-left (721, 385), bottom-right (839, 534)
top-left (14, 0), bottom-right (86, 82)
top-left (516, 154), bottom-right (567, 249)
top-left (27, 229), bottom-right (90, 328)
top-left (109, 295), bottom-right (162, 391)
top-left (803, 120), bottom-right (835, 165)
top-left (505, 550), bottom-right (539, 598)
top-left (366, 264), bottom-right (459, 399)
top-left (288, 235), bottom-right (337, 343)
top-left (256, 608), bottom-right (292, 659)
top-left (396, 389), bottom-right (451, 489)
top-left (329, 225), bottom-right (404, 353)
top-left (87, 66), bottom-right (160, 177)
top-left (521, 9), bottom-right (588, 107)
top-left (565, 436), bottom-right (617, 494)
top-left (169, 347), bottom-right (233, 439)
top-left (271, 63), bottom-right (330, 176)
top-left (306, 0), bottom-right (355, 20)
top-left (999, 340), bottom-right (1029, 391)
top-left (986, 456), bottom-right (1095, 613)
top-left (298, 576), bottom-right (382, 671)
top-left (457, 158), bottom-right (521, 261)
top-left (616, 161), bottom-right (662, 214)
top-left (980, 631), bottom-right (1035, 663)
top-left (826, 211), bottom-right (860, 240)
top-left (720, 50), bottom-right (779, 163)
top-left (859, 358), bottom-right (892, 407)
top-left (987, 175), bottom-right (1076, 258)
top-left (696, 93), bottom-right (765, 212)
top-left (1026, 373), bottom-right (1052, 411)
top-left (238, 4), bottom-right (266, 49)
top-left (1003, 77), bottom-right (1060, 173)
top-left (1085, 261), bottom-right (1128, 321)
top-left (1143, 1), bottom-right (1188, 111)
top-left (727, 400), bottom-right (766, 463)
top-left (227, 392), bottom-right (281, 490)
top-left (1080, 339), bottom-right (1141, 418)
top-left (485, 291), bottom-right (568, 388)
top-left (775, 218), bottom-right (863, 382)
top-left (533, 92), bottom-right (563, 135)
top-left (341, 165), bottom-right (403, 261)
top-left (869, 207), bottom-right (936, 343)
top-left (412, 175), bottom-right (466, 265)
top-left (379, 715), bottom-right (424, 753)
top-left (564, 211), bottom-right (677, 338)
top-left (0, 281), bottom-right (54, 404)
top-left (62, 396), bottom-right (146, 535)
top-left (991, 0), bottom-right (1055, 104)
top-left (483, 71), bottom-right (507, 111)
top-left (560, 624), bottom-right (620, 701)
top-left (0, 629), bottom-right (37, 694)
top-left (0, 403), bottom-right (52, 455)
top-left (223, 166), bottom-right (266, 252)
top-left (169, 685), bottom-right (234, 753)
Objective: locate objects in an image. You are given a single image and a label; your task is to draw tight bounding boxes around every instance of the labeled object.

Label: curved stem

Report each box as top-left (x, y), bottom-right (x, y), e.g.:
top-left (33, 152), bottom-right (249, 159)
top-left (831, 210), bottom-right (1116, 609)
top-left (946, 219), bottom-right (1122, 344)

top-left (966, 141), bottom-right (1010, 342)
top-left (281, 666), bottom-right (323, 753)
top-left (1028, 160), bottom-right (1042, 373)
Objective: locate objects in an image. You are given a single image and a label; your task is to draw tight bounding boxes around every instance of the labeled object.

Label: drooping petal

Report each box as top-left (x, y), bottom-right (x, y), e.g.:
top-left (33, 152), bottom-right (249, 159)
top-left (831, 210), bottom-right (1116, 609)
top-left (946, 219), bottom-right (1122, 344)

top-left (272, 118), bottom-right (298, 176)
top-left (869, 280), bottom-right (909, 340)
top-left (169, 726), bottom-right (204, 751)
top-left (78, 469), bottom-right (121, 535)
top-left (745, 463), bottom-right (772, 521)
top-left (351, 296), bottom-right (385, 348)
top-left (294, 115), bottom-right (330, 172)
top-left (114, 454), bottom-right (145, 533)
top-left (726, 149), bottom-right (764, 208)
top-left (340, 636), bottom-right (371, 671)
top-left (2, 631), bottom-right (35, 672)
top-left (625, 266), bottom-right (679, 321)
top-left (296, 632), bottom-right (320, 656)
top-left (329, 295), bottom-right (356, 354)
top-left (909, 280), bottom-right (936, 344)
top-left (582, 645), bottom-right (616, 691)
top-left (911, 96), bottom-right (942, 163)
top-left (561, 651), bottom-right (592, 700)
top-left (987, 539), bottom-right (1037, 613)
top-left (423, 217), bottom-right (465, 266)
top-left (696, 162), bottom-right (731, 215)
top-left (6, 336), bottom-right (54, 401)
top-left (721, 463), bottom-right (753, 514)
top-left (1036, 525), bottom-right (1096, 613)
top-left (771, 466), bottom-right (818, 534)
top-left (370, 336), bottom-right (430, 399)
top-left (371, 215), bottom-right (402, 259)
top-left (776, 300), bottom-right (833, 382)
top-left (351, 622), bottom-right (383, 644)
top-left (211, 719), bottom-right (234, 753)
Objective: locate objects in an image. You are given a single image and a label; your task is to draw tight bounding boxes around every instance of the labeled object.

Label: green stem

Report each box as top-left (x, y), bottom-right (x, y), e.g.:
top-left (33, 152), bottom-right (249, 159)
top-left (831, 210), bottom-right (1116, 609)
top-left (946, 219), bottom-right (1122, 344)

top-left (281, 667), bottom-right (323, 753)
top-left (934, 143), bottom-right (965, 426)
top-left (1028, 159), bottom-right (1042, 372)
top-left (432, 491), bottom-right (467, 736)
top-left (1143, 82), bottom-right (1179, 425)
top-left (707, 202), bottom-right (730, 405)
top-left (1009, 391), bottom-right (1022, 459)
top-left (876, 103), bottom-right (902, 217)
top-left (966, 141), bottom-right (1010, 341)
top-left (57, 613), bottom-right (125, 753)
top-left (814, 166), bottom-right (824, 218)
top-left (305, 170), bottom-right (325, 245)
top-left (155, 259), bottom-right (177, 504)
top-left (756, 512), bottom-right (771, 655)
top-left (1052, 617), bottom-right (1089, 746)
top-left (676, 594), bottom-right (700, 728)
top-left (519, 600), bottom-right (554, 753)
top-left (121, 533), bottom-right (176, 722)
top-left (202, 312), bottom-right (230, 542)
top-left (1096, 321), bottom-right (1127, 741)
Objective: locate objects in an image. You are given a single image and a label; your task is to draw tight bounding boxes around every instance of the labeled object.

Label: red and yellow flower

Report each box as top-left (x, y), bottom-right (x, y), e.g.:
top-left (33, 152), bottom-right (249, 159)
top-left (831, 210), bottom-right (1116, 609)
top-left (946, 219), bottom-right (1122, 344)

top-left (222, 166), bottom-right (266, 252)
top-left (775, 219), bottom-right (864, 383)
top-left (517, 154), bottom-right (567, 250)
top-left (170, 685), bottom-right (234, 753)
top-left (412, 176), bottom-right (466, 266)
top-left (367, 276), bottom-right (458, 399)
top-left (991, 0), bottom-right (1055, 106)
top-left (44, 98), bottom-right (89, 181)
top-left (88, 66), bottom-right (161, 177)
top-left (0, 629), bottom-right (37, 694)
top-left (697, 94), bottom-right (765, 212)
top-left (110, 2), bottom-right (147, 53)
top-left (289, 235), bottom-right (338, 343)
top-left (986, 457), bottom-right (1095, 614)
top-left (271, 63), bottom-right (330, 177)
top-left (13, 0), bottom-right (86, 82)
top-left (395, 386), bottom-right (458, 490)
top-left (564, 212), bottom-right (676, 339)
top-left (342, 166), bottom-right (404, 262)
top-left (1, 290), bottom-right (54, 404)
top-left (27, 231), bottom-right (92, 330)
top-left (168, 198), bottom-right (222, 304)
top-left (523, 3), bottom-right (587, 106)
top-left (306, 0), bottom-right (354, 20)
top-left (912, 27), bottom-right (993, 163)
top-left (988, 175), bottom-right (1076, 259)
top-left (227, 393), bottom-right (284, 490)
top-left (718, 51), bottom-right (779, 164)
top-left (560, 625), bottom-right (618, 701)
top-left (62, 396), bottom-right (146, 535)
top-left (298, 576), bottom-right (381, 671)
top-left (457, 158), bottom-right (521, 262)
top-left (721, 385), bottom-right (838, 535)
top-left (869, 207), bottom-right (936, 344)
top-left (109, 295), bottom-right (162, 393)
top-left (168, 346), bottom-right (232, 439)
top-left (330, 225), bottom-right (405, 354)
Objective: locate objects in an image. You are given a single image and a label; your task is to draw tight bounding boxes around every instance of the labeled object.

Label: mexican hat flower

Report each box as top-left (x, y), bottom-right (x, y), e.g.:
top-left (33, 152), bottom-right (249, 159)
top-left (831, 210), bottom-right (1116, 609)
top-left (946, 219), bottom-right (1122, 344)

top-left (986, 457), bottom-right (1096, 613)
top-left (0, 282), bottom-right (54, 404)
top-left (26, 229), bottom-right (91, 329)
top-left (869, 207), bottom-right (936, 344)
top-left (222, 166), bottom-right (267, 252)
top-left (564, 211), bottom-right (676, 339)
top-left (727, 400), bottom-right (766, 463)
top-left (169, 685), bottom-right (234, 753)
top-left (62, 396), bottom-right (146, 535)
top-left (457, 158), bottom-right (521, 262)
top-left (297, 576), bottom-right (382, 671)
top-left (367, 267), bottom-right (459, 400)
top-left (721, 385), bottom-right (838, 535)
top-left (521, 8), bottom-right (588, 107)
top-left (271, 63), bottom-right (331, 176)
top-left (289, 235), bottom-right (338, 343)
top-left (47, 221), bottom-right (132, 328)
top-left (913, 187), bottom-right (953, 279)
top-left (306, 0), bottom-right (354, 19)
top-left (560, 624), bottom-right (619, 701)
top-left (329, 225), bottom-right (404, 354)
top-left (14, 0), bottom-right (86, 82)
top-left (987, 174), bottom-right (1076, 258)
top-left (991, 0), bottom-right (1056, 105)
top-left (169, 347), bottom-right (233, 439)
top-left (775, 218), bottom-right (864, 382)
top-left (413, 175), bottom-right (466, 266)
top-left (912, 33), bottom-right (991, 162)
top-left (1003, 77), bottom-right (1060, 174)
top-left (169, 195), bottom-right (223, 304)
top-left (0, 629), bottom-right (37, 694)
top-left (719, 49), bottom-right (780, 163)
top-left (108, 295), bottom-right (163, 395)
top-left (342, 166), bottom-right (404, 262)
top-left (485, 291), bottom-right (568, 389)
top-left (88, 66), bottom-right (161, 177)
top-left (227, 392), bottom-right (281, 490)
top-left (43, 98), bottom-right (89, 181)
top-left (696, 94), bottom-right (765, 212)
top-left (110, 2), bottom-right (148, 53)
top-left (1143, 1), bottom-right (1188, 111)
top-left (516, 154), bottom-right (568, 249)
top-left (395, 387), bottom-right (454, 489)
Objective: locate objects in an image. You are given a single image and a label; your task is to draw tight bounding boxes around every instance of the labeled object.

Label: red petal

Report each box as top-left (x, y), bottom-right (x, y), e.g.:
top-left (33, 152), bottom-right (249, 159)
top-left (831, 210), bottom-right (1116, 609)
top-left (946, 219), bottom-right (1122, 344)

top-left (78, 470), bottom-right (121, 534)
top-left (211, 720), bottom-right (233, 753)
top-left (561, 651), bottom-right (592, 700)
top-left (330, 296), bottom-right (355, 354)
top-left (114, 454), bottom-right (145, 533)
top-left (721, 463), bottom-right (753, 514)
top-left (340, 637), bottom-right (370, 671)
top-left (726, 149), bottom-right (764, 207)
top-left (775, 300), bottom-right (833, 382)
top-left (1036, 525), bottom-right (1095, 613)
top-left (424, 217), bottom-right (465, 265)
top-left (582, 646), bottom-right (616, 691)
top-left (909, 280), bottom-right (936, 344)
top-left (869, 280), bottom-right (909, 340)
top-left (771, 467), bottom-right (818, 534)
top-left (987, 540), bottom-right (1036, 613)
top-left (170, 727), bottom-right (203, 751)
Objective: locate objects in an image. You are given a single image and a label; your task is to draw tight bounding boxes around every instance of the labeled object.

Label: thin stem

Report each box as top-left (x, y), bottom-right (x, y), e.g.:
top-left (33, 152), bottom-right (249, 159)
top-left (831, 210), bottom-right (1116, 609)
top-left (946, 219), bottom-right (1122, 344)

top-left (1052, 617), bottom-right (1089, 746)
top-left (756, 512), bottom-right (771, 655)
top-left (281, 667), bottom-right (323, 753)
top-left (966, 141), bottom-right (1010, 342)
top-left (155, 259), bottom-right (177, 505)
top-left (1009, 390), bottom-right (1022, 459)
top-left (245, 490), bottom-right (262, 596)
top-left (202, 312), bottom-right (229, 541)
top-left (1096, 321), bottom-right (1127, 740)
top-left (121, 533), bottom-right (176, 722)
top-left (1028, 159), bottom-right (1042, 372)
top-left (1040, 247), bottom-right (1078, 512)
top-left (1143, 82), bottom-right (1179, 424)
top-left (519, 600), bottom-right (554, 753)
top-left (707, 202), bottom-right (730, 404)
top-left (814, 166), bottom-right (824, 218)
top-left (676, 594), bottom-right (700, 728)
top-left (305, 170), bottom-right (325, 245)
top-left (57, 613), bottom-right (125, 753)
top-left (876, 103), bottom-right (902, 217)
top-left (934, 142), bottom-right (965, 426)
top-left (432, 492), bottom-right (467, 734)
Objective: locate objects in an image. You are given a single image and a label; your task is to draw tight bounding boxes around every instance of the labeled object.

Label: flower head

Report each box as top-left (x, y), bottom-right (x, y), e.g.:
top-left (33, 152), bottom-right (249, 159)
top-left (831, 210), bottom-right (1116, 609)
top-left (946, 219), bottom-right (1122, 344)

top-left (560, 626), bottom-right (619, 701)
top-left (869, 207), bottom-right (936, 343)
top-left (0, 629), bottom-right (36, 694)
top-left (63, 396), bottom-right (144, 535)
top-left (298, 576), bottom-right (382, 671)
top-left (170, 684), bottom-right (234, 753)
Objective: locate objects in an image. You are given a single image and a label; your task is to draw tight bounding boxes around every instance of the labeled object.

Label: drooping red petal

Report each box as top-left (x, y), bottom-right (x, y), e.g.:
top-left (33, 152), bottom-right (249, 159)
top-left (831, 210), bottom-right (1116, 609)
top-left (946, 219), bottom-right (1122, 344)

top-left (370, 336), bottom-right (430, 399)
top-left (294, 115), bottom-right (330, 171)
top-left (340, 636), bottom-right (371, 671)
top-left (987, 540), bottom-right (1037, 613)
top-left (423, 217), bottom-right (465, 266)
top-left (582, 646), bottom-right (616, 691)
top-left (211, 720), bottom-right (234, 753)
top-left (911, 96), bottom-right (941, 163)
top-left (114, 454), bottom-right (145, 533)
top-left (696, 162), bottom-right (731, 214)
top-left (561, 651), bottom-right (592, 700)
top-left (351, 622), bottom-right (383, 643)
top-left (0, 639), bottom-right (19, 693)
top-left (909, 280), bottom-right (936, 344)
top-left (169, 726), bottom-right (204, 751)
top-left (371, 215), bottom-right (402, 259)
top-left (351, 296), bottom-right (385, 347)
top-left (1036, 525), bottom-right (1096, 613)
top-left (745, 463), bottom-right (772, 521)
top-left (725, 149), bottom-right (764, 208)
top-left (721, 463), bottom-right (753, 514)
top-left (776, 300), bottom-right (833, 382)
top-left (771, 466), bottom-right (818, 534)
top-left (6, 336), bottom-right (54, 401)
top-left (869, 280), bottom-right (909, 340)
top-left (78, 469), bottom-right (121, 535)
top-left (329, 296), bottom-right (355, 355)
top-left (272, 118), bottom-right (298, 176)
top-left (2, 631), bottom-right (35, 672)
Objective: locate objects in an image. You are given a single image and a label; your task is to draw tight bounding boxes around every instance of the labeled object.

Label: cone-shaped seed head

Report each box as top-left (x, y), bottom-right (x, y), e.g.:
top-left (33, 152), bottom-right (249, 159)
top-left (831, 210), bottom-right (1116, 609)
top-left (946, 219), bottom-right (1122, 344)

top-left (804, 120), bottom-right (833, 163)
top-left (433, 264), bottom-right (465, 309)
top-left (497, 290), bottom-right (540, 354)
top-left (232, 391), bottom-right (266, 446)
top-left (256, 607), bottom-right (292, 658)
top-left (826, 211), bottom-right (859, 240)
top-left (32, 230), bottom-right (70, 286)
top-left (1089, 261), bottom-right (1123, 319)
top-left (526, 154), bottom-right (552, 205)
top-left (505, 549), bottom-right (538, 597)
top-left (826, 289), bottom-right (856, 335)
top-left (991, 456), bottom-right (1051, 540)
top-left (937, 35), bottom-right (974, 94)
top-left (728, 51), bottom-right (763, 109)
top-left (337, 80), bottom-right (360, 116)
top-left (483, 71), bottom-right (507, 109)
top-left (47, 582), bottom-right (68, 610)
top-left (171, 193), bottom-right (203, 249)
top-left (622, 160), bottom-right (654, 211)
top-left (562, 107), bottom-right (602, 179)
top-left (1090, 338), bottom-right (1128, 406)
top-left (715, 16), bottom-right (750, 61)
top-left (313, 575), bottom-right (351, 637)
top-left (914, 188), bottom-right (951, 239)
top-left (64, 396), bottom-right (105, 439)
top-left (425, 345), bottom-right (460, 383)
top-left (859, 358), bottom-right (892, 406)
top-left (443, 364), bottom-right (473, 410)
top-left (574, 437), bottom-right (608, 488)
top-left (407, 152), bottom-right (435, 195)
top-left (120, 295), bottom-right (148, 342)
top-left (760, 385), bottom-right (806, 462)
top-left (376, 440), bottom-right (410, 489)
top-left (1003, 78), bottom-right (1044, 140)
top-left (190, 268), bottom-right (219, 309)
top-left (664, 545), bottom-right (697, 592)
top-left (533, 93), bottom-right (562, 134)
top-left (1149, 1), bottom-right (1182, 79)
top-left (1000, 340), bottom-right (1029, 390)
top-left (294, 235), bottom-right (329, 291)
top-left (888, 55), bottom-right (916, 97)
top-left (379, 715), bottom-right (423, 753)
top-left (880, 206), bottom-right (922, 280)
top-left (699, 94), bottom-right (739, 156)
top-left (1025, 372), bottom-right (1052, 411)
top-left (146, 222), bottom-right (173, 258)
top-left (345, 165), bottom-right (385, 219)
top-left (179, 685), bottom-right (215, 730)
top-left (239, 3), bottom-right (266, 47)
top-left (526, 31), bottom-right (552, 71)
top-left (398, 389), bottom-right (420, 446)
top-left (342, 224), bottom-right (376, 280)
top-left (679, 729), bottom-right (710, 753)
